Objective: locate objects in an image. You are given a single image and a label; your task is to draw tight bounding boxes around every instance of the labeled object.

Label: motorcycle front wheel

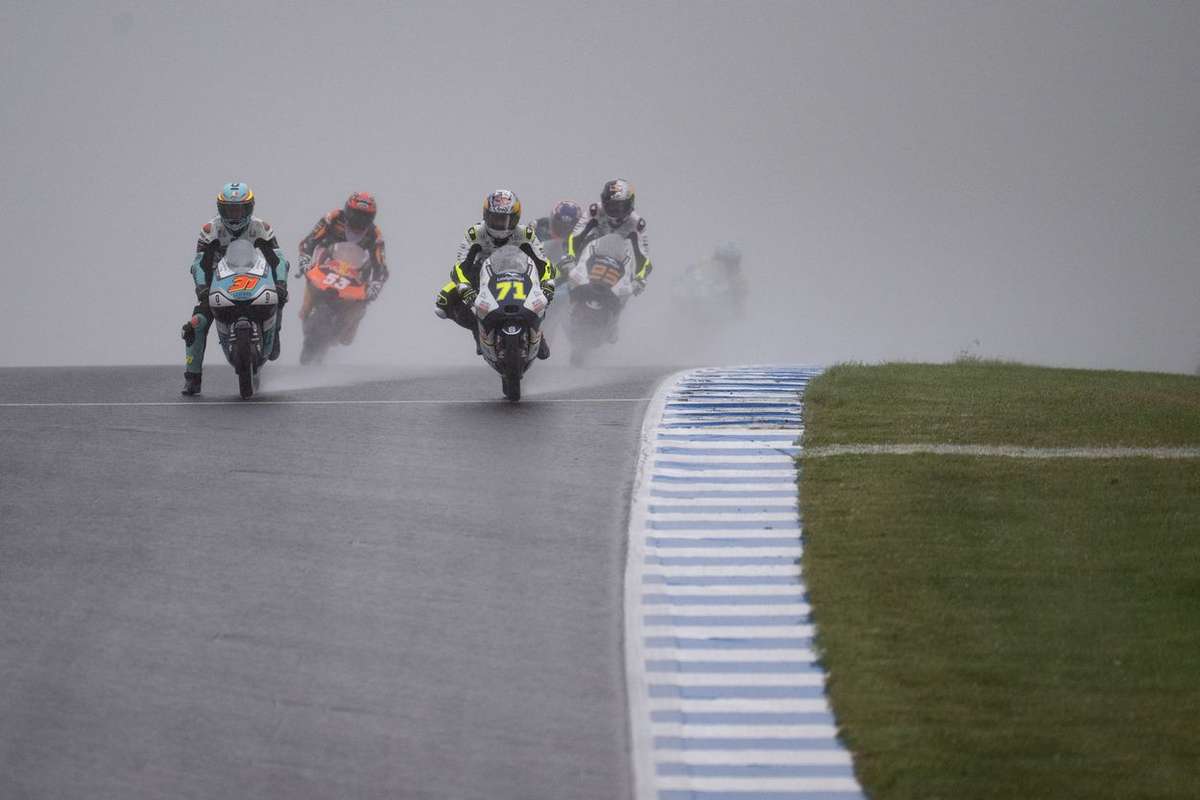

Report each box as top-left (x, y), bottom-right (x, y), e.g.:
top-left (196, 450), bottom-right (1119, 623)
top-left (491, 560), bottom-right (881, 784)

top-left (234, 325), bottom-right (255, 399)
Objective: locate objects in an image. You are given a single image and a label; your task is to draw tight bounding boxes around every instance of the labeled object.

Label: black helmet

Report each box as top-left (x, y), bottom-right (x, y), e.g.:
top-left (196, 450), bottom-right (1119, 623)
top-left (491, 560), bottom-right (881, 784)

top-left (600, 179), bottom-right (635, 224)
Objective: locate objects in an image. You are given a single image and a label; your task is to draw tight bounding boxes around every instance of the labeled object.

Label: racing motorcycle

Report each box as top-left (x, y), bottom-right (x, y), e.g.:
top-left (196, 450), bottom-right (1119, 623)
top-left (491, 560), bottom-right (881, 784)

top-left (299, 242), bottom-right (370, 365)
top-left (470, 245), bottom-right (549, 402)
top-left (563, 233), bottom-right (636, 366)
top-left (207, 239), bottom-right (281, 399)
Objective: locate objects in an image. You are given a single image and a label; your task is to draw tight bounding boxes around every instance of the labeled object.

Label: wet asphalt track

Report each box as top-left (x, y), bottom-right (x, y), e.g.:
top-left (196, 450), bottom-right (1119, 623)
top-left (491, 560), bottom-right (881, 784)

top-left (0, 363), bottom-right (674, 800)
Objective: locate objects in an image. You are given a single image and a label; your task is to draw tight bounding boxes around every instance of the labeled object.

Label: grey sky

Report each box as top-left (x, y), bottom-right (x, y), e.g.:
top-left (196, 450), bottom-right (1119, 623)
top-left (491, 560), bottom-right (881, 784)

top-left (1, 1), bottom-right (1197, 372)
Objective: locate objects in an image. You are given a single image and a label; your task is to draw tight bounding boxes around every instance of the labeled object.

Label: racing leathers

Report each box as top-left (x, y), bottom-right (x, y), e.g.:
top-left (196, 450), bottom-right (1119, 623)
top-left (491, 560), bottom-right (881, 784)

top-left (435, 222), bottom-right (556, 343)
top-left (296, 209), bottom-right (389, 344)
top-left (563, 206), bottom-right (652, 293)
top-left (183, 217), bottom-right (289, 377)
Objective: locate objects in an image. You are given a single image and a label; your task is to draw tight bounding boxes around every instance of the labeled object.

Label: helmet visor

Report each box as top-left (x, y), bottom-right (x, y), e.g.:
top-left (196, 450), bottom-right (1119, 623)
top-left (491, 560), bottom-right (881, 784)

top-left (484, 209), bottom-right (519, 236)
top-left (550, 215), bottom-right (577, 238)
top-left (345, 207), bottom-right (375, 232)
top-left (602, 196), bottom-right (633, 221)
top-left (219, 201), bottom-right (253, 227)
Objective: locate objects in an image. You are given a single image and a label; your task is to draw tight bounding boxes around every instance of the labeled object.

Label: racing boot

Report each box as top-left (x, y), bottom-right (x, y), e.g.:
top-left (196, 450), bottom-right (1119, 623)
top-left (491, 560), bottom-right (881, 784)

top-left (537, 336), bottom-right (550, 360)
top-left (472, 324), bottom-right (482, 356)
top-left (269, 329), bottom-right (282, 361)
top-left (181, 371), bottom-right (202, 396)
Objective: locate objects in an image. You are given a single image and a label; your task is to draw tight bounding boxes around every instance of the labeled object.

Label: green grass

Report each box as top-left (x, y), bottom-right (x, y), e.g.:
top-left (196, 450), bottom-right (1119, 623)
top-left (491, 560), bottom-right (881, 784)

top-left (799, 363), bottom-right (1200, 799)
top-left (803, 361), bottom-right (1200, 448)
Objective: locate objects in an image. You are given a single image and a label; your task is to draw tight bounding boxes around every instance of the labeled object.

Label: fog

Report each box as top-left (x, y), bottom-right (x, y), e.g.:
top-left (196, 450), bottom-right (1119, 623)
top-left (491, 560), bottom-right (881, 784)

top-left (2, 1), bottom-right (1197, 374)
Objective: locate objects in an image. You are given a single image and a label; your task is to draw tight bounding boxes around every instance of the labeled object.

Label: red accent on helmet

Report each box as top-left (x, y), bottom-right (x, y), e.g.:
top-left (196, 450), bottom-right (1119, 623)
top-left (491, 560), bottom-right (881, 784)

top-left (346, 192), bottom-right (377, 216)
top-left (344, 192), bottom-right (377, 232)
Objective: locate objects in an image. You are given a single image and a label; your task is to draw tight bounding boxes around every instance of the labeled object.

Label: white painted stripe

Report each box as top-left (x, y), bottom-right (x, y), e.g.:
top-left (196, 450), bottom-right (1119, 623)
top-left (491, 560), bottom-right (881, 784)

top-left (645, 547), bottom-right (803, 558)
top-left (648, 698), bottom-right (832, 714)
top-left (0, 397), bottom-right (649, 408)
top-left (643, 625), bottom-right (816, 638)
top-left (669, 393), bottom-right (805, 401)
top-left (649, 482), bottom-right (799, 493)
top-left (656, 440), bottom-right (800, 450)
top-left (654, 751), bottom-right (851, 767)
top-left (650, 497), bottom-right (799, 507)
top-left (645, 529), bottom-right (802, 538)
top-left (645, 603), bottom-right (812, 616)
top-left (655, 776), bottom-right (861, 792)
top-left (653, 469), bottom-right (798, 479)
top-left (643, 649), bottom-right (819, 663)
top-left (645, 583), bottom-right (807, 596)
top-left (643, 544), bottom-right (801, 556)
top-left (626, 371), bottom-right (690, 800)
top-left (652, 454), bottom-right (798, 464)
top-left (805, 443), bottom-right (1200, 460)
top-left (652, 724), bottom-right (840, 739)
top-left (658, 427), bottom-right (803, 437)
top-left (646, 566), bottom-right (801, 578)
top-left (648, 513), bottom-right (796, 525)
top-left (667, 399), bottom-right (802, 407)
top-left (653, 673), bottom-right (824, 687)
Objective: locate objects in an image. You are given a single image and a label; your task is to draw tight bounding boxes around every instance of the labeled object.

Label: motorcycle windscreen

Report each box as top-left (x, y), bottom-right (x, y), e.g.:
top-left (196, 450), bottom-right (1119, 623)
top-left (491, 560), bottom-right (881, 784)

top-left (485, 245), bottom-right (532, 277)
top-left (326, 242), bottom-right (368, 272)
top-left (215, 239), bottom-right (268, 279)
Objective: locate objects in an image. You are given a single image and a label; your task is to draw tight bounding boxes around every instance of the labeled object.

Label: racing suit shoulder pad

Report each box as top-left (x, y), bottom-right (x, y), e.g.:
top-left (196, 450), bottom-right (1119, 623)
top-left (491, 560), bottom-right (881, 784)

top-left (198, 219), bottom-right (219, 243)
top-left (250, 218), bottom-right (274, 240)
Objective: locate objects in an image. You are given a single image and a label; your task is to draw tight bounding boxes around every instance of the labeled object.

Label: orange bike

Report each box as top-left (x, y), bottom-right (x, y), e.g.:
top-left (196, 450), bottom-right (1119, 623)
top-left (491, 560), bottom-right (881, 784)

top-left (298, 242), bottom-right (369, 365)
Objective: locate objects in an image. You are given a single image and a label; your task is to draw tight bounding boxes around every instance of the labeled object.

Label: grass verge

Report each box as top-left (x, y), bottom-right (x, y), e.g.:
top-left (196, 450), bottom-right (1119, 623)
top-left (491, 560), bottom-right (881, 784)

top-left (803, 361), bottom-right (1200, 448)
top-left (799, 363), bottom-right (1200, 799)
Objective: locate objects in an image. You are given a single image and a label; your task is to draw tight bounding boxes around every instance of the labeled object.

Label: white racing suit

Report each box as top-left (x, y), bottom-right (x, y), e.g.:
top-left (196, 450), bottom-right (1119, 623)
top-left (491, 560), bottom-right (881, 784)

top-left (435, 222), bottom-right (556, 326)
top-left (563, 206), bottom-right (652, 287)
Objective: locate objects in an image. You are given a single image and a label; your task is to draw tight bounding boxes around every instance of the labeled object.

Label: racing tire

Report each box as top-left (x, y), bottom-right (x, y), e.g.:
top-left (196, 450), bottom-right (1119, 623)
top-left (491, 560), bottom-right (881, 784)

top-left (501, 373), bottom-right (521, 402)
top-left (234, 325), bottom-right (255, 399)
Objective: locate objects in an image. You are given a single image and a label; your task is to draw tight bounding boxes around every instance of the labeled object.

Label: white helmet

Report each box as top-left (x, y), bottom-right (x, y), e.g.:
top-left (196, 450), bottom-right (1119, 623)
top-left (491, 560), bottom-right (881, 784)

top-left (482, 189), bottom-right (522, 240)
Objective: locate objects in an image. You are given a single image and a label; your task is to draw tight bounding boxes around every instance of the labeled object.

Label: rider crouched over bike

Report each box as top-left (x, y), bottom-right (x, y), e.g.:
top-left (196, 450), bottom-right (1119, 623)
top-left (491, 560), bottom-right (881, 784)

top-left (564, 179), bottom-right (651, 295)
top-left (434, 189), bottom-right (556, 358)
top-left (180, 182), bottom-right (289, 396)
top-left (295, 192), bottom-right (388, 347)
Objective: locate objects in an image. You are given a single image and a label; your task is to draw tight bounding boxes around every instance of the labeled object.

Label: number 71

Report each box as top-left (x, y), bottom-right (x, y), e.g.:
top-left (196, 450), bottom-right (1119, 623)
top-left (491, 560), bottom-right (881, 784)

top-left (495, 280), bottom-right (527, 300)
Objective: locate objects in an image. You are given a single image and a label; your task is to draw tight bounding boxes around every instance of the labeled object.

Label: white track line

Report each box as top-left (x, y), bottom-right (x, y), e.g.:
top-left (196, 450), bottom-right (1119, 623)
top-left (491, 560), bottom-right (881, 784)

top-left (0, 397), bottom-right (648, 408)
top-left (805, 443), bottom-right (1200, 459)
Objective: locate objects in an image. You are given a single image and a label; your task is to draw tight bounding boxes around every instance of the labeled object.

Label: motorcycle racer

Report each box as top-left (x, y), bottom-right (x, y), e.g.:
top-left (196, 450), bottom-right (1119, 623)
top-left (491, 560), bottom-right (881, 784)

top-left (681, 241), bottom-right (749, 317)
top-left (564, 179), bottom-right (651, 295)
top-left (295, 192), bottom-right (388, 345)
top-left (434, 189), bottom-right (556, 358)
top-left (540, 200), bottom-right (582, 273)
top-left (180, 182), bottom-right (289, 396)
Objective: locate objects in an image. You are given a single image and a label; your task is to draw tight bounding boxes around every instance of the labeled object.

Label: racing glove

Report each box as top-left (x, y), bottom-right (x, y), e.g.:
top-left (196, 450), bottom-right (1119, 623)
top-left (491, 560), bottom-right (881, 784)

top-left (457, 283), bottom-right (478, 305)
top-left (367, 281), bottom-right (383, 302)
top-left (632, 278), bottom-right (647, 296)
top-left (541, 281), bottom-right (556, 303)
top-left (294, 253), bottom-right (312, 277)
top-left (275, 281), bottom-right (289, 305)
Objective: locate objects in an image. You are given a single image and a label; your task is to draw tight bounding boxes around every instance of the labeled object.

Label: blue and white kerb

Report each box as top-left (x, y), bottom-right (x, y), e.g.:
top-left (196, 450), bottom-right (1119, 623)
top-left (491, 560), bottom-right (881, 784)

top-left (625, 367), bottom-right (865, 800)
